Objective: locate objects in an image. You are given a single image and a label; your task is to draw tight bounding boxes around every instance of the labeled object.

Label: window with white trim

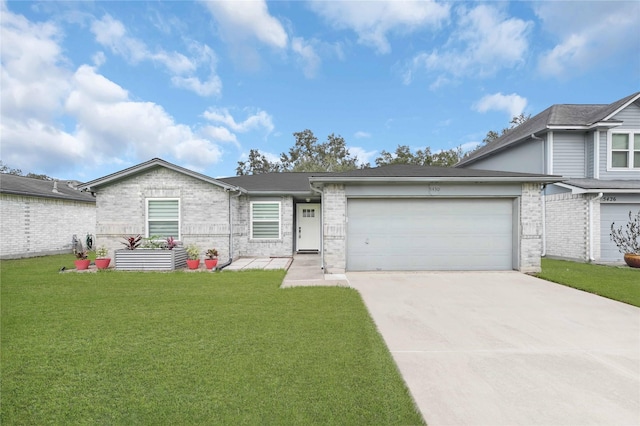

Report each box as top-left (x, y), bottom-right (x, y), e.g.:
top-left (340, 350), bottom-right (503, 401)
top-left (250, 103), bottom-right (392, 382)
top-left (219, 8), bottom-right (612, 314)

top-left (147, 199), bottom-right (180, 239)
top-left (610, 131), bottom-right (640, 169)
top-left (251, 201), bottom-right (281, 239)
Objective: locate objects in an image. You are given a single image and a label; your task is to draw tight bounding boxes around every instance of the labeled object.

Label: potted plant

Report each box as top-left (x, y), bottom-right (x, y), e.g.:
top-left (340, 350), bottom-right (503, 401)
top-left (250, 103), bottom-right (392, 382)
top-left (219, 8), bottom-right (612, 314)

top-left (74, 250), bottom-right (90, 270)
top-left (95, 246), bottom-right (111, 269)
top-left (205, 248), bottom-right (219, 270)
top-left (186, 244), bottom-right (201, 269)
top-left (610, 210), bottom-right (640, 268)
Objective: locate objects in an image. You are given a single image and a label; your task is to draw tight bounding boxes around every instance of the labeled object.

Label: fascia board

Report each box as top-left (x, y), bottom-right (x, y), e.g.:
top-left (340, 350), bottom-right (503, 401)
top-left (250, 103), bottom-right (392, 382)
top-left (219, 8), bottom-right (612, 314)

top-left (309, 176), bottom-right (564, 184)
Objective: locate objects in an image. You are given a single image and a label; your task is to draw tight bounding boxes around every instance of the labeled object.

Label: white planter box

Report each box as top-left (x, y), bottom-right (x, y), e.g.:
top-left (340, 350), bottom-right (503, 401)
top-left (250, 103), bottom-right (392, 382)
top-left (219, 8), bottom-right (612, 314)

top-left (115, 247), bottom-right (187, 271)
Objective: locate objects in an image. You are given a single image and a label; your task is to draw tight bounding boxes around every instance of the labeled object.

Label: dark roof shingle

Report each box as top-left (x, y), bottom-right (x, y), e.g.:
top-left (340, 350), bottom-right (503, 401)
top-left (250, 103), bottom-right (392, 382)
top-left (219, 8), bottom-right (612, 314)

top-left (1, 174), bottom-right (96, 203)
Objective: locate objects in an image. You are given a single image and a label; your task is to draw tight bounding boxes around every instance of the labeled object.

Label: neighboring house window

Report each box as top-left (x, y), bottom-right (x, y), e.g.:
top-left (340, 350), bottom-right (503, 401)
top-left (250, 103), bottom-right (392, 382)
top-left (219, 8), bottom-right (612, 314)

top-left (251, 201), bottom-right (281, 239)
top-left (147, 199), bottom-right (180, 238)
top-left (610, 131), bottom-right (640, 169)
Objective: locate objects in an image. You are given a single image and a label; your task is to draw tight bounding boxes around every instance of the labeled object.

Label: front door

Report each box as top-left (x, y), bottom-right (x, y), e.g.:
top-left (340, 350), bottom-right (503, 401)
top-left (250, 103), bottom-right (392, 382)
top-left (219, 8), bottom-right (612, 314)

top-left (296, 203), bottom-right (321, 252)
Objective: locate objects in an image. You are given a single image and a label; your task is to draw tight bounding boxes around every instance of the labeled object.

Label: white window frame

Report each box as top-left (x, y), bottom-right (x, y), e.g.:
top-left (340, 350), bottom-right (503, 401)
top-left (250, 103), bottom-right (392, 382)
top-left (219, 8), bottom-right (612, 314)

top-left (146, 198), bottom-right (181, 239)
top-left (250, 201), bottom-right (281, 240)
top-left (607, 130), bottom-right (640, 171)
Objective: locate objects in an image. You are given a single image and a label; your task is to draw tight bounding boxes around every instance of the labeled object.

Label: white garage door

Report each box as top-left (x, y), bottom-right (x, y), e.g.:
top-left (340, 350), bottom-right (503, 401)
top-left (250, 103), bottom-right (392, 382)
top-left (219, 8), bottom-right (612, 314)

top-left (347, 198), bottom-right (514, 271)
top-left (600, 203), bottom-right (640, 262)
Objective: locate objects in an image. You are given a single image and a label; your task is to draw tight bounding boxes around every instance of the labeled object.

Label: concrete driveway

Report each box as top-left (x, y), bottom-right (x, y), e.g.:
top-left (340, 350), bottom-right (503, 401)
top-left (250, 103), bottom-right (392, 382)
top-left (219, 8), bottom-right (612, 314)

top-left (347, 271), bottom-right (640, 426)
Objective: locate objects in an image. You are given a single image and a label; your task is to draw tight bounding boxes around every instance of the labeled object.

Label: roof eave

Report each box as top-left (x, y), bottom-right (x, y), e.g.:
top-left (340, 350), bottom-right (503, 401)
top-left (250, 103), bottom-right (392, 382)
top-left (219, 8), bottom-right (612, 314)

top-left (555, 182), bottom-right (640, 194)
top-left (309, 176), bottom-right (563, 184)
top-left (79, 158), bottom-right (242, 192)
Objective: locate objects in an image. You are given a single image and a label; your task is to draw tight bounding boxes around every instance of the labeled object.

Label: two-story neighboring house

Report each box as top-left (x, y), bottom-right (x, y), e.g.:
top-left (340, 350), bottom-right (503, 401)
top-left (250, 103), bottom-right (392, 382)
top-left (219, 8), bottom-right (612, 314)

top-left (457, 92), bottom-right (640, 263)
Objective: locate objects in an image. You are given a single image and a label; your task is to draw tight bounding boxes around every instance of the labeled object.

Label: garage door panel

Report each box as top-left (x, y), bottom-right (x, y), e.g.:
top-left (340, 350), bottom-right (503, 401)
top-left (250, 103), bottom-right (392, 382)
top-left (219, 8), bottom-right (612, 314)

top-left (347, 199), bottom-right (513, 271)
top-left (600, 204), bottom-right (640, 262)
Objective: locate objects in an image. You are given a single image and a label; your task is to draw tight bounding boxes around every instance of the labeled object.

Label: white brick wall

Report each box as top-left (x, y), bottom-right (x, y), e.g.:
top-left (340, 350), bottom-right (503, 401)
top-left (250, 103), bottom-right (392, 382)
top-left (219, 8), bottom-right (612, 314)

top-left (233, 195), bottom-right (294, 258)
top-left (544, 193), bottom-right (589, 261)
top-left (519, 183), bottom-right (543, 273)
top-left (1, 194), bottom-right (96, 259)
top-left (94, 167), bottom-right (231, 261)
top-left (321, 184), bottom-right (347, 273)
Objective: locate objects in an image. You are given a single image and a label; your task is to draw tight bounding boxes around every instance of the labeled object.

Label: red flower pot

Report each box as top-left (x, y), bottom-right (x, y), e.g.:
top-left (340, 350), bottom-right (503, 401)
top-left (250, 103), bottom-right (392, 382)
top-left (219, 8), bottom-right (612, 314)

top-left (205, 259), bottom-right (218, 270)
top-left (186, 259), bottom-right (200, 270)
top-left (95, 258), bottom-right (111, 269)
top-left (74, 259), bottom-right (91, 270)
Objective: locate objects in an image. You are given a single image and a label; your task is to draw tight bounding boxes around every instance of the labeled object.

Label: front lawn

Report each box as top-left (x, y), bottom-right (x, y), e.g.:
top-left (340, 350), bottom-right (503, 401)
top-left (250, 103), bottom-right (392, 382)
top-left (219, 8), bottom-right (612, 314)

top-left (537, 258), bottom-right (640, 307)
top-left (1, 255), bottom-right (423, 425)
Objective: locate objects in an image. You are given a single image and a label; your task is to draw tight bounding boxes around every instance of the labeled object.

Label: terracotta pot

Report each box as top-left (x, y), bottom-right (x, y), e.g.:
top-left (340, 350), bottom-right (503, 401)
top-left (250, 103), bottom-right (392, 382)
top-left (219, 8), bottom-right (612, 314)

top-left (186, 259), bottom-right (200, 270)
top-left (95, 258), bottom-right (111, 269)
top-left (623, 253), bottom-right (640, 268)
top-left (205, 259), bottom-right (218, 270)
top-left (74, 259), bottom-right (91, 270)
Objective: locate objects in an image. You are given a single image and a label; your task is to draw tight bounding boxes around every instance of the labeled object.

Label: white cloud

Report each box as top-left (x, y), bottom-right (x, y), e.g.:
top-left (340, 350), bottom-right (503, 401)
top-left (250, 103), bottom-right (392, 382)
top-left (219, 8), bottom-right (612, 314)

top-left (348, 146), bottom-right (377, 166)
top-left (404, 4), bottom-right (531, 85)
top-left (473, 92), bottom-right (527, 118)
top-left (291, 37), bottom-right (320, 79)
top-left (90, 14), bottom-right (221, 97)
top-left (0, 6), bottom-right (225, 175)
top-left (534, 1), bottom-right (639, 77)
top-left (354, 131), bottom-right (371, 139)
top-left (203, 108), bottom-right (274, 134)
top-left (309, 0), bottom-right (450, 54)
top-left (201, 0), bottom-right (288, 49)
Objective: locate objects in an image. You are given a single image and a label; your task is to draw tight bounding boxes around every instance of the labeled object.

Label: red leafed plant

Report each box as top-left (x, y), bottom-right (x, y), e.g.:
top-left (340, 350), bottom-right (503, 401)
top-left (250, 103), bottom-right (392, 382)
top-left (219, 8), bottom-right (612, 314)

top-left (122, 235), bottom-right (142, 250)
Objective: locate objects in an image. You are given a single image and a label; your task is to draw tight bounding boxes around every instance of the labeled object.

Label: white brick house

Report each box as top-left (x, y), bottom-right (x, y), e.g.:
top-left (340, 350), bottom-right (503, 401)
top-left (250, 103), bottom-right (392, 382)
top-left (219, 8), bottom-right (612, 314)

top-left (0, 174), bottom-right (96, 259)
top-left (81, 158), bottom-right (559, 273)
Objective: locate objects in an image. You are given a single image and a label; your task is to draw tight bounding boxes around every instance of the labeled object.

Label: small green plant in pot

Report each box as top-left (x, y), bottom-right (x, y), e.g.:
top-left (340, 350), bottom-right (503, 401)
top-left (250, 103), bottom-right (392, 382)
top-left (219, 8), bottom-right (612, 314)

top-left (205, 248), bottom-right (219, 270)
top-left (610, 210), bottom-right (640, 268)
top-left (95, 246), bottom-right (111, 270)
top-left (185, 244), bottom-right (201, 269)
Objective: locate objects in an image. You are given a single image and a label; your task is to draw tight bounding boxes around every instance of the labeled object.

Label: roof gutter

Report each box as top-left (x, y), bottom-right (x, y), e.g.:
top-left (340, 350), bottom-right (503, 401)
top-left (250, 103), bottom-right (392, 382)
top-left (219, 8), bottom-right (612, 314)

top-left (308, 176), bottom-right (563, 184)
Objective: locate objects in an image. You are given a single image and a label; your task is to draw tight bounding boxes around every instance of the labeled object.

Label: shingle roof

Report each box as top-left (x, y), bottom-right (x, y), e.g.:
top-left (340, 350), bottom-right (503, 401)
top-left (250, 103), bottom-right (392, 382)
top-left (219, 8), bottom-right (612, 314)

top-left (1, 173), bottom-right (96, 203)
top-left (219, 172), bottom-right (330, 193)
top-left (309, 164), bottom-right (559, 179)
top-left (457, 92), bottom-right (640, 167)
top-left (562, 178), bottom-right (640, 191)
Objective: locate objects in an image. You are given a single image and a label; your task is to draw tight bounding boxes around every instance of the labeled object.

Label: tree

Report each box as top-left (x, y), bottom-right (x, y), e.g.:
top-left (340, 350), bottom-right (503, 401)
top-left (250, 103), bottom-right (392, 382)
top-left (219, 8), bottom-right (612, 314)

top-left (236, 149), bottom-right (281, 175)
top-left (374, 145), bottom-right (462, 167)
top-left (0, 160), bottom-right (53, 180)
top-left (236, 129), bottom-right (360, 175)
top-left (482, 113), bottom-right (531, 145)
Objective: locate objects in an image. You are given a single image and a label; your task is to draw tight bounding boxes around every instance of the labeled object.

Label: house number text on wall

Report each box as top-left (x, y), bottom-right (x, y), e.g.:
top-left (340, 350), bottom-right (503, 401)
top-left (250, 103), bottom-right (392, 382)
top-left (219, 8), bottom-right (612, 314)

top-left (602, 196), bottom-right (617, 202)
top-left (428, 185), bottom-right (441, 194)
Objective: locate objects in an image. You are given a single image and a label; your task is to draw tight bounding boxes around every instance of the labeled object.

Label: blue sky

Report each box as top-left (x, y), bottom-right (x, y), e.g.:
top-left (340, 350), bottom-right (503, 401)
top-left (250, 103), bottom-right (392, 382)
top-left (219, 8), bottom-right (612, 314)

top-left (1, 0), bottom-right (639, 180)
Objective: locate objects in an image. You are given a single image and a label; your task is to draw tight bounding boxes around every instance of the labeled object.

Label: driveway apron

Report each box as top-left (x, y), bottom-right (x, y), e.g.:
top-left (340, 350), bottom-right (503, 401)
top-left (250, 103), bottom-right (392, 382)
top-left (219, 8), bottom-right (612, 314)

top-left (348, 271), bottom-right (640, 426)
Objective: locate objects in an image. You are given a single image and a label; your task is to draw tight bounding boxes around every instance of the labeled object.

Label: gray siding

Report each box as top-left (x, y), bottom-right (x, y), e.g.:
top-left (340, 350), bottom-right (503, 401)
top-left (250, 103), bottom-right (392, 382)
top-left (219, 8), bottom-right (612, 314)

top-left (552, 132), bottom-right (586, 178)
top-left (599, 102), bottom-right (640, 180)
top-left (466, 139), bottom-right (544, 174)
top-left (586, 131), bottom-right (595, 178)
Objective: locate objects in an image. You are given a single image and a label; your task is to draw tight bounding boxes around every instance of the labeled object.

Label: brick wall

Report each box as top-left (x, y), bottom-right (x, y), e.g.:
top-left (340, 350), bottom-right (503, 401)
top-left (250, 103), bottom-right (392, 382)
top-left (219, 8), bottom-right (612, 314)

top-left (232, 195), bottom-right (294, 258)
top-left (519, 183), bottom-right (543, 273)
top-left (321, 184), bottom-right (347, 273)
top-left (544, 192), bottom-right (589, 261)
top-left (94, 167), bottom-right (230, 261)
top-left (0, 194), bottom-right (96, 259)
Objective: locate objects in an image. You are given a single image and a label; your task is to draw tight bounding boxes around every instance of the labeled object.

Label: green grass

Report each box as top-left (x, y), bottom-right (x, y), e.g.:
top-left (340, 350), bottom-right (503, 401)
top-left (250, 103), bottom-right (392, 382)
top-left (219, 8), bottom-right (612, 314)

top-left (537, 258), bottom-right (640, 307)
top-left (1, 255), bottom-right (423, 425)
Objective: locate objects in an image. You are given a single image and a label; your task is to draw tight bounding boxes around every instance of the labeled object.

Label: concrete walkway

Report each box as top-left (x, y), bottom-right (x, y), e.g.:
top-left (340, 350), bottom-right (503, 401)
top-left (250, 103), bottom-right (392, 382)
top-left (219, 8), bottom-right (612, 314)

top-left (223, 257), bottom-right (292, 271)
top-left (281, 254), bottom-right (349, 288)
top-left (348, 271), bottom-right (640, 426)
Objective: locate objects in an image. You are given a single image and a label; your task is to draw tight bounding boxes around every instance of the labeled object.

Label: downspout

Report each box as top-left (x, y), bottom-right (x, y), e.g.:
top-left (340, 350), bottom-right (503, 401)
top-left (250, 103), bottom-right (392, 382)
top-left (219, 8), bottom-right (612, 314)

top-left (309, 182), bottom-right (324, 270)
top-left (217, 186), bottom-right (244, 271)
top-left (589, 192), bottom-right (604, 262)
